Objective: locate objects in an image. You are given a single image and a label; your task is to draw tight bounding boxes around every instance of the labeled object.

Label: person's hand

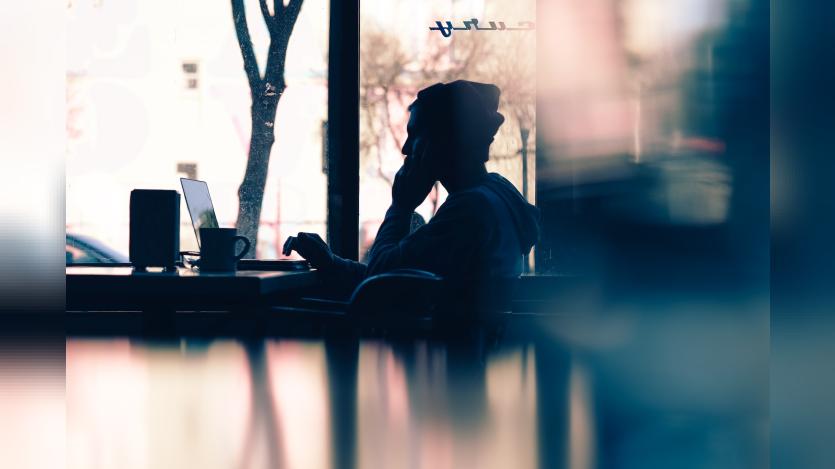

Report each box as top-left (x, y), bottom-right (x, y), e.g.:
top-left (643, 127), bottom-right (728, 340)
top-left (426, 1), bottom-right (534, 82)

top-left (392, 139), bottom-right (436, 211)
top-left (282, 232), bottom-right (334, 270)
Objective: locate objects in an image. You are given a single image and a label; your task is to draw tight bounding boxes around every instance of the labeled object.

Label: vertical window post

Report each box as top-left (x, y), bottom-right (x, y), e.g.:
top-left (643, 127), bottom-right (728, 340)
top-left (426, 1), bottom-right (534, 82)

top-left (326, 0), bottom-right (360, 260)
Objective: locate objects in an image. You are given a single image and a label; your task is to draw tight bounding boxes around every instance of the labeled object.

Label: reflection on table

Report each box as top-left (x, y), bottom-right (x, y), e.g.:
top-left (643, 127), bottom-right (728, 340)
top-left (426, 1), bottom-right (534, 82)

top-left (66, 307), bottom-right (767, 469)
top-left (67, 339), bottom-right (544, 469)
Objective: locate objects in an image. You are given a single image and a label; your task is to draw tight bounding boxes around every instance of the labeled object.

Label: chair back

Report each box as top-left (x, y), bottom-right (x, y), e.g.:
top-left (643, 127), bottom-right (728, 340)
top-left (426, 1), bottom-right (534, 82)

top-left (348, 269), bottom-right (444, 317)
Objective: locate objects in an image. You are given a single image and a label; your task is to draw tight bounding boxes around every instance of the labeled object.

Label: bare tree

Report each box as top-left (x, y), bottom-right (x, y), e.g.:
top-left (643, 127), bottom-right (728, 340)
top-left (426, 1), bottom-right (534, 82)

top-left (470, 30), bottom-right (536, 272)
top-left (359, 24), bottom-right (485, 213)
top-left (360, 23), bottom-right (410, 187)
top-left (231, 0), bottom-right (304, 256)
top-left (472, 31), bottom-right (536, 199)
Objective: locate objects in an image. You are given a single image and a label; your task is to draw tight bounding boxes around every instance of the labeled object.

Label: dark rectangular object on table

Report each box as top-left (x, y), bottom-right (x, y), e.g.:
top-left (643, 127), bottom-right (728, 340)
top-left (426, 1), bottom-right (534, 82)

top-left (129, 189), bottom-right (180, 271)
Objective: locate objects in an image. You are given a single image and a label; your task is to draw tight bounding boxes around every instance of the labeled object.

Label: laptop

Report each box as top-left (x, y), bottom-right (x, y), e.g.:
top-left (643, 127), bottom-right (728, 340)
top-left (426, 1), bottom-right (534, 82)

top-left (180, 178), bottom-right (309, 271)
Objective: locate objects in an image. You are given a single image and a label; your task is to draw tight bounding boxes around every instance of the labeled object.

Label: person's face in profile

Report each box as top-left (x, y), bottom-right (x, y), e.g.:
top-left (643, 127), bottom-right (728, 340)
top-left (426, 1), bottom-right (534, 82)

top-left (401, 105), bottom-right (425, 162)
top-left (401, 104), bottom-right (449, 182)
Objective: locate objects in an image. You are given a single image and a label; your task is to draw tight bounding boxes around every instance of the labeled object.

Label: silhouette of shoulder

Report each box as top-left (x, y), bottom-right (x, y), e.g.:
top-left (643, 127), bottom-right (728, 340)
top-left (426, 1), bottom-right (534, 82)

top-left (427, 188), bottom-right (496, 233)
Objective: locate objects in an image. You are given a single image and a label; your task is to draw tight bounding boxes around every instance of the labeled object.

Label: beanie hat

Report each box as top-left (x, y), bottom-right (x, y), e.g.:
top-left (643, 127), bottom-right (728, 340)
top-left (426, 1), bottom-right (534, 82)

top-left (410, 80), bottom-right (505, 160)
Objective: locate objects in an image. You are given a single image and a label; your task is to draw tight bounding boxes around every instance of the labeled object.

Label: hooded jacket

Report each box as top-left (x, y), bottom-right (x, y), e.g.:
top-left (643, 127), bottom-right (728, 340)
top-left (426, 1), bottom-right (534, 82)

top-left (362, 172), bottom-right (540, 280)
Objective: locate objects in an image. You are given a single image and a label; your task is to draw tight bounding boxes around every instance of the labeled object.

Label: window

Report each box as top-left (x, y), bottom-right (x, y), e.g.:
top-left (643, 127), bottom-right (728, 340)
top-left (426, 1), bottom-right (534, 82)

top-left (182, 60), bottom-right (199, 90)
top-left (66, 0), bottom-right (329, 258)
top-left (66, 0), bottom-right (762, 276)
top-left (176, 162), bottom-right (198, 180)
top-left (358, 0), bottom-right (537, 262)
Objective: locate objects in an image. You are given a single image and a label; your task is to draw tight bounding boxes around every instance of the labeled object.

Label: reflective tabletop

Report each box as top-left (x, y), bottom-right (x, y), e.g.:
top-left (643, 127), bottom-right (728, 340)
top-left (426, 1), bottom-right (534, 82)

top-left (65, 304), bottom-right (768, 469)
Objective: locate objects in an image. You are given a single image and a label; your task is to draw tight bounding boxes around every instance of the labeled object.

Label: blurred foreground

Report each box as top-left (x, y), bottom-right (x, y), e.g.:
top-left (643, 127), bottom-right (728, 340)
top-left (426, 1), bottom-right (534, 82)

top-left (65, 296), bottom-right (767, 469)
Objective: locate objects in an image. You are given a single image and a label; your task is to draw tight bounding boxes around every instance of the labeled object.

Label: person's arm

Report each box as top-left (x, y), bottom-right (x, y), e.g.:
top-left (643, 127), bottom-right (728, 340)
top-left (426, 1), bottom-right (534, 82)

top-left (366, 192), bottom-right (488, 277)
top-left (285, 138), bottom-right (440, 283)
top-left (282, 232), bottom-right (366, 288)
top-left (365, 205), bottom-right (413, 261)
top-left (330, 255), bottom-right (367, 284)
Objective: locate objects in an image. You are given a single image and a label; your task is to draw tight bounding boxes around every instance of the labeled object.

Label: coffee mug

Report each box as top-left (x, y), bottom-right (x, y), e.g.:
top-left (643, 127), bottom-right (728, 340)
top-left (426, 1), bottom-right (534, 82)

top-left (199, 228), bottom-right (250, 272)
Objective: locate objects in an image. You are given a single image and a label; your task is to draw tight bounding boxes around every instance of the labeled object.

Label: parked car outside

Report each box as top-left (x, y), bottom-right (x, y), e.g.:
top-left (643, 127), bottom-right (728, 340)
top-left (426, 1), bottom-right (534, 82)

top-left (66, 233), bottom-right (128, 264)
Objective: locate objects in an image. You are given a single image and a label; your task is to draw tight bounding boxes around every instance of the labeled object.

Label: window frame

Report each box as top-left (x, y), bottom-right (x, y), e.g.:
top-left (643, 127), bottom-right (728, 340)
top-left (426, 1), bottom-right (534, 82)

top-left (326, 0), bottom-right (360, 261)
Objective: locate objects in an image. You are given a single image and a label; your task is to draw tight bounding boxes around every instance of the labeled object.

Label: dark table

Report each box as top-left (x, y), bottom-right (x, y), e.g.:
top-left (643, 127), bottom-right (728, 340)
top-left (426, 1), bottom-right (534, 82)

top-left (67, 266), bottom-right (320, 334)
top-left (67, 266), bottom-right (318, 310)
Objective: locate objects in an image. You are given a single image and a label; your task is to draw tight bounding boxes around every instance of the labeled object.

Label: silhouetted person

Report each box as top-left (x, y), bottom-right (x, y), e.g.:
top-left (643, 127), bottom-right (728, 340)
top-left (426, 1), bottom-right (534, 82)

top-left (283, 81), bottom-right (539, 303)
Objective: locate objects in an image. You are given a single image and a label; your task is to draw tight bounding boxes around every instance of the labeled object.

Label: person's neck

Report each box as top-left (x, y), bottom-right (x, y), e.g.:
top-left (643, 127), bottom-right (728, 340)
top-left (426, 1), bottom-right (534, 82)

top-left (444, 165), bottom-right (488, 193)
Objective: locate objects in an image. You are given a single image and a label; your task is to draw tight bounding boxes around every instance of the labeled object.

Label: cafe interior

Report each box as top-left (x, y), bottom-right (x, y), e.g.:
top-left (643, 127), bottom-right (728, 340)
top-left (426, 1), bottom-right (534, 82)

top-left (5, 0), bottom-right (772, 468)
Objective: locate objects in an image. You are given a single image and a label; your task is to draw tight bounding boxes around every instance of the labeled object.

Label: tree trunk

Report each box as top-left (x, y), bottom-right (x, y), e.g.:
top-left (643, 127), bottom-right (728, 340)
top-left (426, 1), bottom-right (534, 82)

top-left (520, 126), bottom-right (530, 201)
top-left (236, 86), bottom-right (281, 258)
top-left (230, 0), bottom-right (303, 257)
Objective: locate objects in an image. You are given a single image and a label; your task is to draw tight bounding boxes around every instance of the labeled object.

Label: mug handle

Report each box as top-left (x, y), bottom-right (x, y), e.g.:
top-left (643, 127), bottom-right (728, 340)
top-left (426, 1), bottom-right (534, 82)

top-left (233, 235), bottom-right (251, 261)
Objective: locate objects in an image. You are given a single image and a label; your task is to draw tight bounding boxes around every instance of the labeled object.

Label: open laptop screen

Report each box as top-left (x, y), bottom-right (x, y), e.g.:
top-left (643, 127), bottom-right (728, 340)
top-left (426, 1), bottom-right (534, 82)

top-left (180, 178), bottom-right (219, 248)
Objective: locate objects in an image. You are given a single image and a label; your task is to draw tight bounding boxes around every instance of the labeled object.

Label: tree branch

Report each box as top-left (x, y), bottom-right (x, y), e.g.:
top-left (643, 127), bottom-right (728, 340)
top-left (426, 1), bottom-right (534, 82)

top-left (283, 0), bottom-right (303, 26)
top-left (380, 85), bottom-right (404, 151)
top-left (264, 40), bottom-right (288, 86)
top-left (258, 0), bottom-right (276, 35)
top-left (264, 0), bottom-right (302, 82)
top-left (231, 0), bottom-right (262, 95)
top-left (273, 0), bottom-right (303, 43)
